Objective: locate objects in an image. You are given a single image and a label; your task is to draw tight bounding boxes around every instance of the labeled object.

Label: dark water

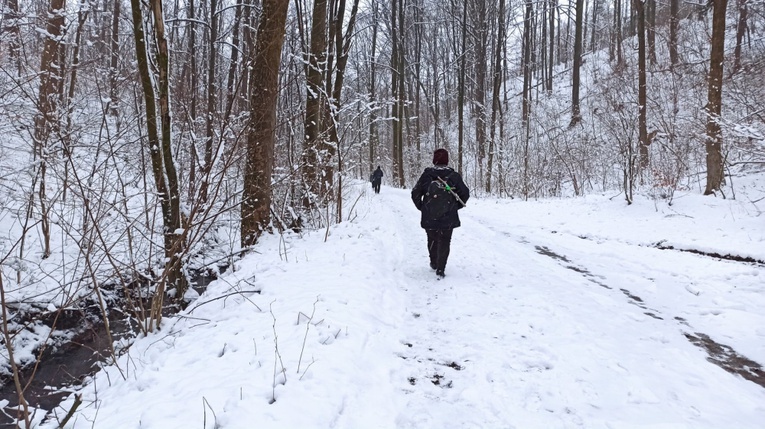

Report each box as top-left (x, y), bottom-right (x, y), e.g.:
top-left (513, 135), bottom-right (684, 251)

top-left (0, 267), bottom-right (223, 427)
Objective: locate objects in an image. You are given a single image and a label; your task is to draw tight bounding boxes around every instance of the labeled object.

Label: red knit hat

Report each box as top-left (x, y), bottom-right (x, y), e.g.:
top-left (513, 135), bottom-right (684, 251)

top-left (433, 148), bottom-right (449, 166)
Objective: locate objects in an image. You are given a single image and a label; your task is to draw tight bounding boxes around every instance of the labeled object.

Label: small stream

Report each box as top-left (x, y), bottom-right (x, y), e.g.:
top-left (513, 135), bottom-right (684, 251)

top-left (0, 269), bottom-right (221, 427)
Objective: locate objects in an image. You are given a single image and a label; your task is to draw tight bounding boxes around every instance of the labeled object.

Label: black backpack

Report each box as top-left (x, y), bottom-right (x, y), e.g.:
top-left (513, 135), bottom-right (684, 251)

top-left (423, 174), bottom-right (456, 220)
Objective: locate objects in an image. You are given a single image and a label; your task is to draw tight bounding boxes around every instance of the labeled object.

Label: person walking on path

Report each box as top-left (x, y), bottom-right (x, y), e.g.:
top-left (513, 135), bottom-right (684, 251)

top-left (370, 166), bottom-right (383, 194)
top-left (411, 149), bottom-right (469, 278)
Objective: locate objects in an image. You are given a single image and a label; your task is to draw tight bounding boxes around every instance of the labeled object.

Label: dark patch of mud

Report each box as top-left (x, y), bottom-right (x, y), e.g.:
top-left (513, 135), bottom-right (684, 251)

top-left (534, 246), bottom-right (611, 289)
top-left (684, 332), bottom-right (765, 388)
top-left (442, 361), bottom-right (464, 371)
top-left (535, 246), bottom-right (571, 263)
top-left (430, 373), bottom-right (452, 388)
top-left (654, 243), bottom-right (765, 265)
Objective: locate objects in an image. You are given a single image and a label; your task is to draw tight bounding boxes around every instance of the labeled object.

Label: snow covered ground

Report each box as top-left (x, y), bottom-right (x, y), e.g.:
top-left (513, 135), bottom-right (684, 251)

top-left (38, 176), bottom-right (765, 429)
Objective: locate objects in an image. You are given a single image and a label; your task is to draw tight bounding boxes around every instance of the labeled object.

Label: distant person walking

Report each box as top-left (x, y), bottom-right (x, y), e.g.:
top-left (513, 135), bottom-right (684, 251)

top-left (370, 166), bottom-right (383, 194)
top-left (411, 149), bottom-right (469, 278)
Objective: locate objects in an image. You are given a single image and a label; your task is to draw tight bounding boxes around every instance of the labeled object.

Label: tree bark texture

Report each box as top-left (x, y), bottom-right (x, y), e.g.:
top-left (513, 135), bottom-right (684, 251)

top-left (570, 0), bottom-right (584, 126)
top-left (734, 0), bottom-right (748, 71)
top-left (634, 0), bottom-right (649, 168)
top-left (303, 0), bottom-right (328, 203)
top-left (241, 0), bottom-right (290, 246)
top-left (487, 0), bottom-right (505, 193)
top-left (34, 0), bottom-right (67, 260)
top-left (669, 0), bottom-right (679, 69)
top-left (704, 0), bottom-right (729, 195)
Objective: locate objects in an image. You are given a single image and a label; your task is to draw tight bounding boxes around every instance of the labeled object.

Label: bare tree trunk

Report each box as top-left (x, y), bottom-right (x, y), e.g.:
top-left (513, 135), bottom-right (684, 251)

top-left (130, 0), bottom-right (187, 327)
top-left (668, 0), bottom-right (679, 69)
top-left (522, 0), bottom-right (533, 199)
top-left (151, 0), bottom-right (186, 305)
top-left (302, 0), bottom-right (328, 205)
top-left (646, 0), bottom-right (656, 65)
top-left (590, 0), bottom-right (598, 51)
top-left (199, 0), bottom-right (219, 204)
top-left (473, 0), bottom-right (488, 183)
top-left (396, 0), bottom-right (405, 187)
top-left (487, 0), bottom-right (505, 193)
top-left (109, 0), bottom-right (121, 117)
top-left (33, 0), bottom-right (67, 260)
top-left (457, 0), bottom-right (468, 175)
top-left (616, 0), bottom-right (624, 67)
top-left (548, 0), bottom-right (555, 92)
top-left (704, 0), bottom-right (729, 195)
top-left (241, 0), bottom-right (290, 245)
top-left (4, 0), bottom-right (22, 74)
top-left (65, 3), bottom-right (89, 154)
top-left (635, 0), bottom-right (649, 168)
top-left (391, 0), bottom-right (405, 187)
top-left (391, 0), bottom-right (400, 182)
top-left (570, 0), bottom-right (583, 126)
top-left (226, 1), bottom-right (244, 115)
top-left (327, 0), bottom-right (361, 221)
top-left (733, 0), bottom-right (748, 71)
top-left (368, 0), bottom-right (379, 170)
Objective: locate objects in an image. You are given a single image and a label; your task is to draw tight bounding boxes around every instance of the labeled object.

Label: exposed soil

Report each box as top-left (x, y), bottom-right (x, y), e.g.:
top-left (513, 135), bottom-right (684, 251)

top-left (653, 242), bottom-right (765, 265)
top-left (684, 332), bottom-right (765, 388)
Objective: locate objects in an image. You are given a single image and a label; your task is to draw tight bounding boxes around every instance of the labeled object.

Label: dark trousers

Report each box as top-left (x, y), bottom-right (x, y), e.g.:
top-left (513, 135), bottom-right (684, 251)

top-left (426, 229), bottom-right (453, 271)
top-left (372, 180), bottom-right (381, 193)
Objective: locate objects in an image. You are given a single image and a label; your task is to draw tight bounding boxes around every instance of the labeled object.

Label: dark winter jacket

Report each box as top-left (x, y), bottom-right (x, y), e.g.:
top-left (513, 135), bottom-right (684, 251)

top-left (371, 167), bottom-right (383, 183)
top-left (411, 166), bottom-right (470, 230)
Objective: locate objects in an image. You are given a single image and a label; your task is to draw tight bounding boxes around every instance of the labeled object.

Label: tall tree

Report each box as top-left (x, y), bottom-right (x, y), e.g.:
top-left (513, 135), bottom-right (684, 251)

top-left (668, 0), bottom-right (679, 69)
top-left (109, 0), bottom-right (121, 116)
top-left (4, 0), bottom-right (22, 74)
top-left (547, 0), bottom-right (555, 92)
top-left (241, 0), bottom-right (290, 245)
top-left (391, 0), bottom-right (406, 186)
top-left (635, 0), bottom-right (649, 167)
top-left (130, 0), bottom-right (187, 326)
top-left (704, 0), bottom-right (729, 194)
top-left (522, 0), bottom-right (533, 199)
top-left (473, 0), bottom-right (488, 183)
top-left (646, 0), bottom-right (656, 64)
top-left (199, 0), bottom-right (220, 205)
top-left (570, 0), bottom-right (584, 126)
top-left (367, 0), bottom-right (379, 171)
top-left (457, 0), bottom-right (468, 175)
top-left (486, 0), bottom-right (505, 192)
top-left (33, 0), bottom-right (67, 260)
top-left (733, 0), bottom-right (748, 71)
top-left (302, 0), bottom-right (328, 204)
top-left (325, 0), bottom-right (361, 220)
top-left (226, 0), bottom-right (245, 114)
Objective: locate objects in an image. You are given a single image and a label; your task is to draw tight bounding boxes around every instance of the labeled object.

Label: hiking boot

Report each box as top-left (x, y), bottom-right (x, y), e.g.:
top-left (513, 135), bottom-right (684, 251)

top-left (436, 269), bottom-right (445, 278)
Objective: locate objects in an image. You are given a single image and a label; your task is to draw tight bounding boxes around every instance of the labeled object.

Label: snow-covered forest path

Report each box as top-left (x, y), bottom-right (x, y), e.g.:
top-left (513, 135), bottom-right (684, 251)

top-left (367, 184), bottom-right (764, 428)
top-left (43, 181), bottom-right (765, 429)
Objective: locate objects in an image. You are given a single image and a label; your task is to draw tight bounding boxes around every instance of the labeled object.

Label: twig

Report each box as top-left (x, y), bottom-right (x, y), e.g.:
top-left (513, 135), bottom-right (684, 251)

top-left (269, 301), bottom-right (286, 404)
top-left (57, 394), bottom-right (83, 429)
top-left (297, 297), bottom-right (319, 374)
top-left (202, 396), bottom-right (217, 429)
